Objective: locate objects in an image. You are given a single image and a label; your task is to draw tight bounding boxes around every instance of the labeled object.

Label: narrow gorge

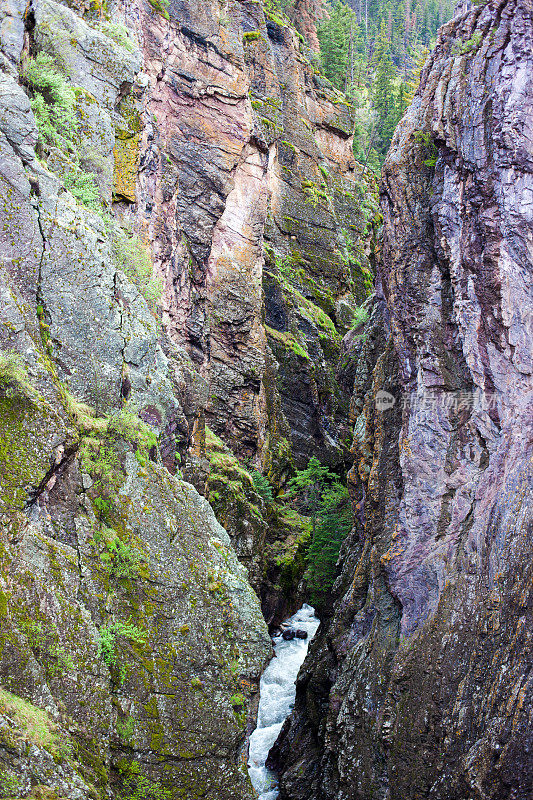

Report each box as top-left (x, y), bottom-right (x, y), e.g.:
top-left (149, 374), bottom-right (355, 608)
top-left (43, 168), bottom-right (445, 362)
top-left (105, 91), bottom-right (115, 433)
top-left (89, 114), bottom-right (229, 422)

top-left (0, 0), bottom-right (531, 799)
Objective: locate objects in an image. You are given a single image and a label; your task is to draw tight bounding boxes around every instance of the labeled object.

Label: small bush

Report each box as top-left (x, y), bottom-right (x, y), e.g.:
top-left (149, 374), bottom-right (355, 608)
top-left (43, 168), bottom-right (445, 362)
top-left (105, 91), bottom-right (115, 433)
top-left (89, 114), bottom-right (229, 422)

top-left (98, 621), bottom-right (146, 668)
top-left (93, 20), bottom-right (137, 51)
top-left (351, 305), bottom-right (369, 330)
top-left (80, 435), bottom-right (122, 521)
top-left (116, 759), bottom-right (172, 800)
top-left (414, 130), bottom-right (438, 168)
top-left (64, 170), bottom-right (101, 212)
top-left (23, 53), bottom-right (78, 156)
top-left (100, 535), bottom-right (142, 580)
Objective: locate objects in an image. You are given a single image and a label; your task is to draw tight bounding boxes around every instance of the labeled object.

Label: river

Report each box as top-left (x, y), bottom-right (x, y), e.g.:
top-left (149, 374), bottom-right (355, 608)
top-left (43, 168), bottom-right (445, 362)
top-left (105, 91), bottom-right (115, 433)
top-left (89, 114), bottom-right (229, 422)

top-left (247, 604), bottom-right (320, 799)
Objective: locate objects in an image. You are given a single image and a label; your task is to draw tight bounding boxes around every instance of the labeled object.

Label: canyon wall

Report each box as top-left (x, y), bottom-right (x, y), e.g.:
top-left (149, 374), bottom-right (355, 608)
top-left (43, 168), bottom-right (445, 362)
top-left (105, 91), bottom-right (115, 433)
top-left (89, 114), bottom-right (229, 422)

top-left (271, 1), bottom-right (533, 798)
top-left (0, 0), bottom-right (371, 797)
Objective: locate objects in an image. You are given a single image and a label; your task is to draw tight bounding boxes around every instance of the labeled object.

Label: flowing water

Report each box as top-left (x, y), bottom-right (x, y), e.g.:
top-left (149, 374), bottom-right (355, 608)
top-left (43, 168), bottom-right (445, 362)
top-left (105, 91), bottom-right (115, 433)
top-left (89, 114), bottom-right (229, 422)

top-left (248, 604), bottom-right (320, 799)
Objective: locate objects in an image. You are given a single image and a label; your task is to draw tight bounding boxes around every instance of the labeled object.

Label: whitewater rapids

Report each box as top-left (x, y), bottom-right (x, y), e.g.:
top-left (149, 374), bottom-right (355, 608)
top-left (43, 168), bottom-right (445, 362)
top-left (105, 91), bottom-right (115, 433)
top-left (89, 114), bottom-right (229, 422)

top-left (247, 604), bottom-right (320, 799)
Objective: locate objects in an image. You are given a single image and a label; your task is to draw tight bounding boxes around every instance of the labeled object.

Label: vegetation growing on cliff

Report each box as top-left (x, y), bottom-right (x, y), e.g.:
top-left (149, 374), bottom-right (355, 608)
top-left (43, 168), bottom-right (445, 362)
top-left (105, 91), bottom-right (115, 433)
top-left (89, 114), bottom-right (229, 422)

top-left (110, 228), bottom-right (163, 311)
top-left (285, 457), bottom-right (353, 606)
top-left (23, 53), bottom-right (78, 155)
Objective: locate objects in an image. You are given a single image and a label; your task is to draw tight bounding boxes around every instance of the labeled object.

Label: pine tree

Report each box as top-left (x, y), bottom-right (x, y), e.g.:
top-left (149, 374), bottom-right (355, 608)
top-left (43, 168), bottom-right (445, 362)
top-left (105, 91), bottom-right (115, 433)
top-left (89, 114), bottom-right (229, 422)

top-left (317, 1), bottom-right (357, 89)
top-left (286, 457), bottom-right (353, 607)
top-left (404, 45), bottom-right (430, 105)
top-left (372, 21), bottom-right (396, 158)
top-left (306, 482), bottom-right (352, 606)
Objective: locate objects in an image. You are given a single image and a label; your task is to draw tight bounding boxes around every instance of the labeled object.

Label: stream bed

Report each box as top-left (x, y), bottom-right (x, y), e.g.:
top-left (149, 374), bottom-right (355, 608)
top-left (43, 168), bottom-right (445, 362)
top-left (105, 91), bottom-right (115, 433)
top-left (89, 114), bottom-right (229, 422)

top-left (248, 604), bottom-right (320, 799)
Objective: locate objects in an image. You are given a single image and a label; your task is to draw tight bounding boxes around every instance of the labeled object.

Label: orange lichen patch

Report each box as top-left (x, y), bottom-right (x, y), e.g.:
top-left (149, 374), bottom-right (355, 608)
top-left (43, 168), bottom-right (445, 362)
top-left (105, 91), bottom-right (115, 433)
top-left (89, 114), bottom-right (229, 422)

top-left (113, 134), bottom-right (140, 202)
top-left (113, 97), bottom-right (142, 202)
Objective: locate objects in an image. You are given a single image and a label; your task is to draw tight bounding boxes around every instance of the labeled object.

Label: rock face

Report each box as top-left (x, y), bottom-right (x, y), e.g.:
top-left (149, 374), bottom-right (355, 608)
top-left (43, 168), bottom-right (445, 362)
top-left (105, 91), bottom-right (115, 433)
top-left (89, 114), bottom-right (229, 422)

top-left (0, 0), bottom-right (372, 797)
top-left (271, 2), bottom-right (533, 799)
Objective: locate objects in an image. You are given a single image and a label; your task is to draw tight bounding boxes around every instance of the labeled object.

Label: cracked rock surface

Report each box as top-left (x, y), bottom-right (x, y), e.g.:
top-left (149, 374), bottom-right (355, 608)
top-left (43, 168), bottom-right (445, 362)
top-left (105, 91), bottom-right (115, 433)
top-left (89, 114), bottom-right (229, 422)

top-left (0, 0), bottom-right (373, 796)
top-left (271, 2), bottom-right (533, 799)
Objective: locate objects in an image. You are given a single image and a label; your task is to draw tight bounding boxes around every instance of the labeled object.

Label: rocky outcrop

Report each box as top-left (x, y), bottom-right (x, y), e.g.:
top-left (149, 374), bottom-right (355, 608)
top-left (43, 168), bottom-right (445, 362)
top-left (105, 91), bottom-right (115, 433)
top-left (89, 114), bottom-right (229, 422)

top-left (127, 0), bottom-right (375, 473)
top-left (272, 2), bottom-right (533, 799)
top-left (0, 112), bottom-right (271, 800)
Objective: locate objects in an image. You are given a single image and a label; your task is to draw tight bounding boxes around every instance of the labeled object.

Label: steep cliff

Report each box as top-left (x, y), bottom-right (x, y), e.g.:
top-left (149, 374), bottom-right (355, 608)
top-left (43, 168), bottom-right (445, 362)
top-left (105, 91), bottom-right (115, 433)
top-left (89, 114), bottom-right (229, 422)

top-left (271, 1), bottom-right (533, 798)
top-left (0, 0), bottom-right (373, 797)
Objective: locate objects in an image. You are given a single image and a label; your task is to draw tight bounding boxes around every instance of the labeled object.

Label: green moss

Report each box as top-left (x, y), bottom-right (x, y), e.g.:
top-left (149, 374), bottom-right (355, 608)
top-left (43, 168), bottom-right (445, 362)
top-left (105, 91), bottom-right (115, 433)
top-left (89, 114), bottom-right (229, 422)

top-left (77, 406), bottom-right (159, 522)
top-left (0, 352), bottom-right (39, 400)
top-left (243, 30), bottom-right (263, 42)
top-left (61, 389), bottom-right (108, 435)
top-left (280, 140), bottom-right (297, 153)
top-left (0, 688), bottom-right (63, 755)
top-left (262, 0), bottom-right (289, 26)
top-left (0, 393), bottom-right (60, 511)
top-left (301, 178), bottom-right (331, 208)
top-left (113, 95), bottom-right (143, 203)
top-left (0, 589), bottom-right (8, 617)
top-left (265, 324), bottom-right (309, 360)
top-left (0, 769), bottom-right (23, 795)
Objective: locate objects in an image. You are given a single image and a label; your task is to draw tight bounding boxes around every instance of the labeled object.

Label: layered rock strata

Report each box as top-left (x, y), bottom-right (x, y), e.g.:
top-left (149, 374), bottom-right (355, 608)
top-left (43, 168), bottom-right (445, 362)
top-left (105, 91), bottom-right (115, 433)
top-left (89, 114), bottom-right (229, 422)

top-left (0, 0), bottom-right (373, 798)
top-left (271, 1), bottom-right (533, 798)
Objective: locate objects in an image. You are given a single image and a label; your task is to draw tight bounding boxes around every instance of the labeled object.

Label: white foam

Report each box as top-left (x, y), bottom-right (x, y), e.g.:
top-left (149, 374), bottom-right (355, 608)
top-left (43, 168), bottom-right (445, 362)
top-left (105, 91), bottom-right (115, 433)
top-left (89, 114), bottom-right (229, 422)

top-left (248, 604), bottom-right (320, 799)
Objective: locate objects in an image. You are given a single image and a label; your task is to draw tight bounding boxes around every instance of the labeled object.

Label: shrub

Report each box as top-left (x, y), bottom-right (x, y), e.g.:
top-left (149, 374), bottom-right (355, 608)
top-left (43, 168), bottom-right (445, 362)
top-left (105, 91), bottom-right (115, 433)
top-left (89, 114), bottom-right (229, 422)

top-left (351, 304), bottom-right (369, 330)
top-left (414, 130), bottom-right (438, 168)
top-left (116, 759), bottom-right (172, 800)
top-left (93, 20), bottom-right (137, 52)
top-left (23, 53), bottom-right (78, 156)
top-left (64, 170), bottom-right (101, 212)
top-left (99, 535), bottom-right (142, 580)
top-left (98, 621), bottom-right (146, 668)
top-left (80, 435), bottom-right (122, 522)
